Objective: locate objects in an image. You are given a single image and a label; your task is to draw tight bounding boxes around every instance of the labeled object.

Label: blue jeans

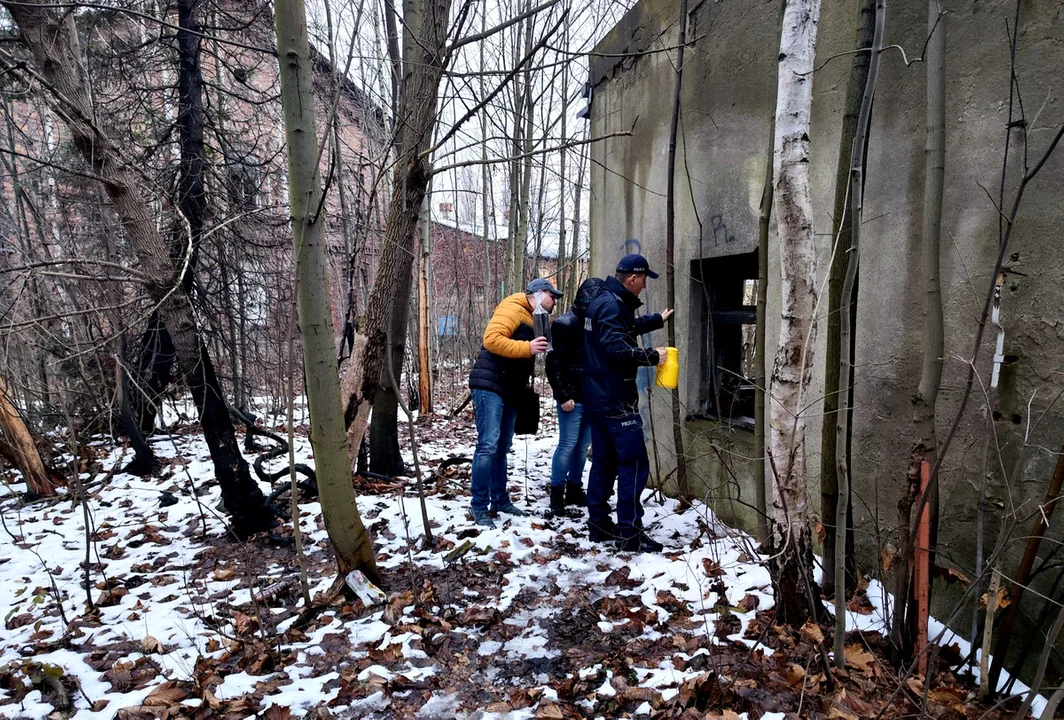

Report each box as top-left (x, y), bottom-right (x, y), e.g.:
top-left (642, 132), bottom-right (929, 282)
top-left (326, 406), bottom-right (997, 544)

top-left (470, 389), bottom-right (518, 515)
top-left (550, 401), bottom-right (592, 488)
top-left (586, 412), bottom-right (650, 538)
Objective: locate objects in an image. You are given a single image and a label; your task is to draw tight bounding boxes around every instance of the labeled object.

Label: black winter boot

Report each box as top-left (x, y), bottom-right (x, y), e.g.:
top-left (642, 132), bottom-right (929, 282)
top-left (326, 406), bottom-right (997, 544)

top-left (588, 518), bottom-right (617, 543)
top-left (564, 483), bottom-right (587, 508)
top-left (549, 485), bottom-right (567, 516)
top-left (615, 530), bottom-right (664, 553)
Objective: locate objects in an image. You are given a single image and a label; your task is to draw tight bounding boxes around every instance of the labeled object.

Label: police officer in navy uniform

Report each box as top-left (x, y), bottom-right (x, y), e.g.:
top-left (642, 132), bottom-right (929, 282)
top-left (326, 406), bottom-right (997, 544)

top-left (582, 253), bottom-right (674, 552)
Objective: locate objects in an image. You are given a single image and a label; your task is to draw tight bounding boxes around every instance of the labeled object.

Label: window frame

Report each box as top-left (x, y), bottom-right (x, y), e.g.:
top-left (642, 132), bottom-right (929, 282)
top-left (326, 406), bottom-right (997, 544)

top-left (691, 251), bottom-right (759, 429)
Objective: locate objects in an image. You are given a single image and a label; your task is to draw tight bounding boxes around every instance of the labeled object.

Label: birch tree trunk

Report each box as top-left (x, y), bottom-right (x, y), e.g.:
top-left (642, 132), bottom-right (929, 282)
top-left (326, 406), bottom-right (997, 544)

top-left (768, 0), bottom-right (824, 627)
top-left (274, 0), bottom-right (380, 583)
top-left (1, 0), bottom-right (274, 538)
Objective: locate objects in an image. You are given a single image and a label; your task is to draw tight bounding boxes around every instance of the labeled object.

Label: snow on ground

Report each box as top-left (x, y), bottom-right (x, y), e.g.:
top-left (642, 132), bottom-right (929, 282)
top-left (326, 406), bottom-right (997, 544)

top-left (0, 395), bottom-right (1047, 718)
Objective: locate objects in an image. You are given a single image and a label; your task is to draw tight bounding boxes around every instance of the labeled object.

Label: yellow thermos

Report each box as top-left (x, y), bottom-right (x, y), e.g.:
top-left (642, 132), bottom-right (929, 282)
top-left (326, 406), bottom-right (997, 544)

top-left (655, 347), bottom-right (679, 389)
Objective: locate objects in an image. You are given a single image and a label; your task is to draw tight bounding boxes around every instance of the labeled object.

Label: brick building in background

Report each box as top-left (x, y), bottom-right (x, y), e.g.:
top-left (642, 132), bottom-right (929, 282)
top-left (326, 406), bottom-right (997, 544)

top-left (0, 0), bottom-right (585, 411)
top-left (0, 0), bottom-right (392, 404)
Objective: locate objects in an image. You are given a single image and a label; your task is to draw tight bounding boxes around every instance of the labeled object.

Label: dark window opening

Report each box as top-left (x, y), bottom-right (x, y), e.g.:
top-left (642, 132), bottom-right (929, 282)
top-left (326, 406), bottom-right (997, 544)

top-left (226, 159), bottom-right (261, 212)
top-left (691, 251), bottom-right (759, 427)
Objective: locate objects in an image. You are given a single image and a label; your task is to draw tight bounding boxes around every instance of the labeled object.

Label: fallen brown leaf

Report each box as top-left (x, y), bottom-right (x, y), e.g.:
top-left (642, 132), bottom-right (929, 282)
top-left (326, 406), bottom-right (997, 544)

top-left (813, 522), bottom-right (826, 544)
top-left (784, 663), bottom-right (806, 686)
top-left (203, 687), bottom-right (222, 709)
top-left (233, 611), bottom-right (259, 635)
top-left (535, 704), bottom-right (564, 719)
top-left (97, 586), bottom-right (129, 607)
top-left (621, 686), bottom-right (655, 703)
top-left (213, 566), bottom-right (236, 581)
top-left (604, 566), bottom-right (637, 587)
top-left (5, 613), bottom-right (34, 630)
top-left (141, 681), bottom-right (188, 707)
top-left (799, 620), bottom-right (825, 645)
top-left (114, 706), bottom-right (166, 719)
top-left (880, 544), bottom-right (898, 573)
top-left (826, 705), bottom-right (857, 720)
top-left (929, 685), bottom-right (969, 710)
top-left (934, 566), bottom-right (971, 587)
top-left (829, 688), bottom-right (878, 718)
top-left (843, 644), bottom-right (878, 677)
top-left (846, 592), bottom-right (875, 616)
top-left (702, 557), bottom-right (726, 577)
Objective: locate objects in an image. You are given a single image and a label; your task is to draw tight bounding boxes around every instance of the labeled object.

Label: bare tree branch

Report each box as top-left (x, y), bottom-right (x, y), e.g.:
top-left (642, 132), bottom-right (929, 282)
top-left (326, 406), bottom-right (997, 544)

top-left (432, 129), bottom-right (630, 174)
top-left (447, 0), bottom-right (562, 54)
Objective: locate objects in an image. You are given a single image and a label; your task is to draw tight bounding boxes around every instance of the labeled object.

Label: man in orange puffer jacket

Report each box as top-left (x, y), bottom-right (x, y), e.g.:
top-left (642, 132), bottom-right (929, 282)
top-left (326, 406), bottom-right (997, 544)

top-left (468, 278), bottom-right (562, 528)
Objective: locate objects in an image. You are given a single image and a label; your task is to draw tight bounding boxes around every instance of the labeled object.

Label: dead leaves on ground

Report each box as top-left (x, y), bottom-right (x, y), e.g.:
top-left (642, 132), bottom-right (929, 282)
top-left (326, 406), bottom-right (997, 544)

top-left (103, 657), bottom-right (161, 693)
top-left (800, 619), bottom-right (826, 645)
top-left (5, 612), bottom-right (35, 630)
top-left (826, 688), bottom-right (880, 719)
top-left (6, 563), bottom-right (1022, 720)
top-left (140, 635), bottom-right (165, 654)
top-left (110, 683), bottom-right (186, 718)
top-left (843, 644), bottom-right (880, 678)
top-left (2, 419), bottom-right (1026, 720)
top-left (724, 615), bottom-right (1029, 720)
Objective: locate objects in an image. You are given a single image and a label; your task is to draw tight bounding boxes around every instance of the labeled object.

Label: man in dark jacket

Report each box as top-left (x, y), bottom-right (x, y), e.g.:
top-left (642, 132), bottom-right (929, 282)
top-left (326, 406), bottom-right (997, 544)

top-left (545, 278), bottom-right (603, 515)
top-left (468, 278), bottom-right (562, 528)
top-left (583, 254), bottom-right (673, 551)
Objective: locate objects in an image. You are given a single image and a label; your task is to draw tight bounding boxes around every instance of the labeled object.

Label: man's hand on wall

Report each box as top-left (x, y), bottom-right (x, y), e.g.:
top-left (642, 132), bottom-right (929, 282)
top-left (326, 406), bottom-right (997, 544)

top-left (530, 337), bottom-right (549, 355)
top-left (661, 309), bottom-right (675, 322)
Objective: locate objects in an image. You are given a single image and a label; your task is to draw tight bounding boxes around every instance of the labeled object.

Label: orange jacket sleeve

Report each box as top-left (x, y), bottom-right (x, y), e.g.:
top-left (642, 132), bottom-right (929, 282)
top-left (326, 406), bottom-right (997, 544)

top-left (483, 295), bottom-right (533, 359)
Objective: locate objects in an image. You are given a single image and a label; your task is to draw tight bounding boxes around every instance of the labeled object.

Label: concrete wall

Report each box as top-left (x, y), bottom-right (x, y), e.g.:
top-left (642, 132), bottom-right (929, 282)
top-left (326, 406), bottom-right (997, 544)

top-left (588, 0), bottom-right (1064, 639)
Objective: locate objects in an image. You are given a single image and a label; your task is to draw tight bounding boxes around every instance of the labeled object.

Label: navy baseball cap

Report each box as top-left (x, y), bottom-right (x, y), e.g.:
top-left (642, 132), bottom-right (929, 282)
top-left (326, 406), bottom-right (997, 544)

top-left (526, 277), bottom-right (564, 297)
top-left (616, 253), bottom-right (659, 279)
